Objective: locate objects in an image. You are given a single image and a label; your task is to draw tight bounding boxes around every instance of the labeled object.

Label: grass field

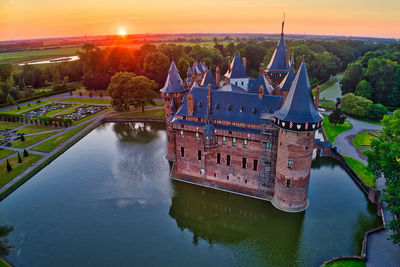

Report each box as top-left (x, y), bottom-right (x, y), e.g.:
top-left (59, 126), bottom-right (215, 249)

top-left (353, 132), bottom-right (378, 149)
top-left (0, 258), bottom-right (12, 267)
top-left (0, 153), bottom-right (43, 189)
top-left (73, 90), bottom-right (110, 97)
top-left (324, 258), bottom-right (366, 267)
top-left (11, 131), bottom-right (60, 149)
top-left (107, 108), bottom-right (165, 120)
top-left (0, 47), bottom-right (79, 64)
top-left (0, 121), bottom-right (24, 131)
top-left (323, 115), bottom-right (353, 143)
top-left (343, 155), bottom-right (376, 188)
top-left (32, 121), bottom-right (92, 153)
top-left (59, 97), bottom-right (111, 105)
top-left (16, 124), bottom-right (61, 134)
top-left (0, 149), bottom-right (15, 160)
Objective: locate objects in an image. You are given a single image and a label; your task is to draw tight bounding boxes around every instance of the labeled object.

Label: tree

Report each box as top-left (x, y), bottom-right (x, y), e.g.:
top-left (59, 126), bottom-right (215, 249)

top-left (340, 63), bottom-right (364, 95)
top-left (225, 43), bottom-right (236, 57)
top-left (0, 225), bottom-right (13, 256)
top-left (107, 72), bottom-right (157, 112)
top-left (328, 108), bottom-right (346, 126)
top-left (6, 159), bottom-right (12, 172)
top-left (369, 104), bottom-right (387, 120)
top-left (366, 110), bottom-right (400, 244)
top-left (177, 58), bottom-right (189, 78)
top-left (23, 149), bottom-right (29, 157)
top-left (355, 80), bottom-right (372, 99)
top-left (340, 93), bottom-right (373, 118)
top-left (143, 52), bottom-right (170, 87)
top-left (6, 94), bottom-right (15, 106)
top-left (17, 152), bottom-right (22, 163)
top-left (0, 64), bottom-right (12, 82)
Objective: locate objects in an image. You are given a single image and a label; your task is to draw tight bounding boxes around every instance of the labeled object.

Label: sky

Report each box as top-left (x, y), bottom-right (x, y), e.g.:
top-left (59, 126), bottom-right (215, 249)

top-left (0, 0), bottom-right (399, 41)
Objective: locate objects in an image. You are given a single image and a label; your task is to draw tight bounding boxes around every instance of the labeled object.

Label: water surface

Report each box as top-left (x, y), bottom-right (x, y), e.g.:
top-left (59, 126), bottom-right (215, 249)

top-left (0, 122), bottom-right (380, 266)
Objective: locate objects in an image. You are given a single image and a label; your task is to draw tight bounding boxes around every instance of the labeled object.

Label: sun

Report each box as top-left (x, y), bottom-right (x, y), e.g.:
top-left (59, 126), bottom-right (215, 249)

top-left (118, 28), bottom-right (127, 36)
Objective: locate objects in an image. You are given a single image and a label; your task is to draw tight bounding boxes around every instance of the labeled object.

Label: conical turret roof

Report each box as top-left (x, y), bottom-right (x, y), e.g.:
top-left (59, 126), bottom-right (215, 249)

top-left (266, 28), bottom-right (290, 74)
top-left (201, 70), bottom-right (217, 88)
top-left (160, 61), bottom-right (186, 93)
top-left (224, 56), bottom-right (248, 79)
top-left (274, 60), bottom-right (322, 123)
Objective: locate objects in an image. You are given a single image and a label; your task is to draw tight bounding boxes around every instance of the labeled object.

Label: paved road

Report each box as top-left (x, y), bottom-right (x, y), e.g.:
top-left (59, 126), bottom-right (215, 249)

top-left (333, 117), bottom-right (383, 164)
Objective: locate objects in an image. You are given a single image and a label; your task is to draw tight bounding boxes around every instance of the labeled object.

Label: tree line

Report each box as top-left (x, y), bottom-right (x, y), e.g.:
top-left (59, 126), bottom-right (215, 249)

top-left (340, 42), bottom-right (400, 108)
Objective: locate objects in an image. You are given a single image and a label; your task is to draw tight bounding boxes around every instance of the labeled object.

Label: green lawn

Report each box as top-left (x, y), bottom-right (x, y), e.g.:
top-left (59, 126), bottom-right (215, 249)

top-left (343, 155), bottom-right (376, 188)
top-left (32, 121), bottom-right (92, 153)
top-left (16, 124), bottom-right (61, 134)
top-left (11, 131), bottom-right (60, 149)
top-left (0, 149), bottom-right (15, 160)
top-left (59, 97), bottom-right (111, 105)
top-left (0, 153), bottom-right (43, 189)
top-left (0, 121), bottom-right (24, 131)
top-left (0, 47), bottom-right (79, 64)
top-left (0, 258), bottom-right (12, 267)
top-left (353, 132), bottom-right (378, 149)
top-left (323, 115), bottom-right (353, 143)
top-left (324, 258), bottom-right (366, 267)
top-left (107, 108), bottom-right (165, 120)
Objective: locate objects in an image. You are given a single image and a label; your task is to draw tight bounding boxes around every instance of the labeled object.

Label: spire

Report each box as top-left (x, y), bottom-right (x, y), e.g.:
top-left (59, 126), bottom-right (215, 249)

top-left (224, 56), bottom-right (248, 79)
top-left (281, 12), bottom-right (285, 36)
top-left (160, 60), bottom-right (186, 93)
top-left (290, 51), bottom-right (295, 70)
top-left (201, 70), bottom-right (216, 88)
top-left (266, 18), bottom-right (290, 75)
top-left (274, 60), bottom-right (323, 124)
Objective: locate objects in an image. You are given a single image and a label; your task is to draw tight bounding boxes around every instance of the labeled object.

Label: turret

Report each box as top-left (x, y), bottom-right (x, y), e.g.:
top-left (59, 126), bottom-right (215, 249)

top-left (224, 56), bottom-right (249, 91)
top-left (266, 18), bottom-right (290, 86)
top-left (272, 60), bottom-right (323, 212)
top-left (160, 60), bottom-right (187, 160)
top-left (278, 52), bottom-right (296, 101)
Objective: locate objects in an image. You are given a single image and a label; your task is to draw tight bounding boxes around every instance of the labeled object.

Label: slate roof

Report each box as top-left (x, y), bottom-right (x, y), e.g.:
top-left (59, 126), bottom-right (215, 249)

top-left (218, 84), bottom-right (246, 93)
top-left (279, 68), bottom-right (295, 90)
top-left (197, 62), bottom-right (206, 73)
top-left (175, 86), bottom-right (282, 125)
top-left (224, 56), bottom-right (248, 79)
top-left (200, 70), bottom-right (217, 88)
top-left (160, 61), bottom-right (186, 93)
top-left (192, 63), bottom-right (202, 75)
top-left (186, 65), bottom-right (193, 75)
top-left (274, 60), bottom-right (323, 123)
top-left (248, 75), bottom-right (274, 94)
top-left (266, 34), bottom-right (290, 74)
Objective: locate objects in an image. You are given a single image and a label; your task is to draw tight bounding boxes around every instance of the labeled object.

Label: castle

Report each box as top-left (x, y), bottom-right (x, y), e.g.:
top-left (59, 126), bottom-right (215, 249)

top-left (160, 23), bottom-right (323, 212)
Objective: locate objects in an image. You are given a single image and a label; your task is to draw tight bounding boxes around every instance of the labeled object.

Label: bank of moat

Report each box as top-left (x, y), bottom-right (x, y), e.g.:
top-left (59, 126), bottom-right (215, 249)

top-left (161, 24), bottom-right (324, 212)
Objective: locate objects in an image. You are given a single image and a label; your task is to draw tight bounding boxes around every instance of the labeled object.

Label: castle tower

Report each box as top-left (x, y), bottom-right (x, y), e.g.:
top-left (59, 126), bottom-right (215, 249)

top-left (278, 52), bottom-right (296, 102)
top-left (272, 60), bottom-right (323, 212)
top-left (266, 18), bottom-right (290, 87)
top-left (224, 56), bottom-right (249, 90)
top-left (160, 60), bottom-right (187, 161)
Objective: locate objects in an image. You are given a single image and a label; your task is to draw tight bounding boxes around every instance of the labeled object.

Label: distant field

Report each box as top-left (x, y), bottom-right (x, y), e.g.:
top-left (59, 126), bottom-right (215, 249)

top-left (0, 47), bottom-right (79, 64)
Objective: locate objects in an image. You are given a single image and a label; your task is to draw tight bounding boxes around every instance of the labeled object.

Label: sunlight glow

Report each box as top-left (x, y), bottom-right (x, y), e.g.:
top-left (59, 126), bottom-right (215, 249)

top-left (118, 28), bottom-right (126, 36)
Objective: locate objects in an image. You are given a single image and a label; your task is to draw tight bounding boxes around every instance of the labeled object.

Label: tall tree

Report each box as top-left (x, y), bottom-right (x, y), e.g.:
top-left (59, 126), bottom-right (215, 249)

top-left (143, 52), bottom-right (170, 87)
top-left (0, 64), bottom-right (12, 82)
top-left (340, 63), bottom-right (364, 95)
top-left (355, 80), bottom-right (372, 99)
top-left (130, 76), bottom-right (157, 112)
top-left (328, 108), bottom-right (346, 126)
top-left (366, 110), bottom-right (400, 244)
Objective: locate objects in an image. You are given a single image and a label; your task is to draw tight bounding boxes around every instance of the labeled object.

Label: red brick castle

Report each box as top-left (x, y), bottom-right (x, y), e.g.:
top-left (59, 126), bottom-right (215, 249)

top-left (160, 24), bottom-right (323, 212)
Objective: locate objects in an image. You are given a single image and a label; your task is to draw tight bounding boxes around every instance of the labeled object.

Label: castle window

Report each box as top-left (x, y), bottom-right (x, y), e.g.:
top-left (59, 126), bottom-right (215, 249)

top-left (235, 82), bottom-right (238, 86)
top-left (227, 155), bottom-right (231, 166)
top-left (181, 124), bottom-right (184, 129)
top-left (305, 146), bottom-right (308, 150)
top-left (307, 132), bottom-right (310, 136)
top-left (181, 147), bottom-right (185, 157)
top-left (198, 118), bottom-right (201, 122)
top-left (222, 136), bottom-right (226, 144)
top-left (229, 131), bottom-right (232, 135)
top-left (245, 179), bottom-right (247, 184)
top-left (288, 160), bottom-right (292, 169)
top-left (232, 138), bottom-right (236, 146)
top-left (242, 158), bottom-right (247, 169)
top-left (180, 130), bottom-right (184, 138)
top-left (241, 81), bottom-right (244, 86)
top-left (280, 142), bottom-right (282, 146)
top-left (266, 142), bottom-right (272, 149)
top-left (214, 173), bottom-right (216, 177)
top-left (253, 160), bottom-right (258, 171)
top-left (227, 176), bottom-right (229, 180)
top-left (217, 153), bottom-right (221, 164)
top-left (243, 139), bottom-right (247, 148)
top-left (195, 132), bottom-right (199, 141)
top-left (198, 150), bottom-right (202, 160)
top-left (286, 179), bottom-right (291, 187)
top-left (183, 116), bottom-right (186, 120)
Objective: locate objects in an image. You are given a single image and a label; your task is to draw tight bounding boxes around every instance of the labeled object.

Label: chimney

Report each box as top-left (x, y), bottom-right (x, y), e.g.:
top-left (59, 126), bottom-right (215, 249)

top-left (259, 63), bottom-right (265, 76)
top-left (207, 84), bottom-right (212, 113)
top-left (242, 57), bottom-right (246, 70)
top-left (215, 66), bottom-right (220, 86)
top-left (259, 85), bottom-right (264, 99)
top-left (315, 85), bottom-right (320, 108)
top-left (187, 94), bottom-right (194, 115)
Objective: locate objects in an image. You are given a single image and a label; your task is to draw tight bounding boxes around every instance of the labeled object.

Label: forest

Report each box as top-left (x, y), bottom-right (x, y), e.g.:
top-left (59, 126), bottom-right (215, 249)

top-left (0, 38), bottom-right (385, 106)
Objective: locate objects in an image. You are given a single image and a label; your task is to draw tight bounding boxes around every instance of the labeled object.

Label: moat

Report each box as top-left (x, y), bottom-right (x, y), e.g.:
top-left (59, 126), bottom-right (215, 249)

top-left (0, 122), bottom-right (380, 266)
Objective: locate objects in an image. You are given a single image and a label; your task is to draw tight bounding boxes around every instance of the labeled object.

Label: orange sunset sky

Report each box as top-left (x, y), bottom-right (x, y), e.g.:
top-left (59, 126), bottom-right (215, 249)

top-left (1, 0), bottom-right (399, 41)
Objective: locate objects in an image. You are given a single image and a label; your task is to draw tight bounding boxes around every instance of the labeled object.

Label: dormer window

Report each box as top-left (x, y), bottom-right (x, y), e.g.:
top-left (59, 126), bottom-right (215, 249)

top-left (197, 101), bottom-right (202, 107)
top-left (252, 108), bottom-right (257, 114)
top-left (215, 104), bottom-right (219, 110)
top-left (227, 105), bottom-right (232, 111)
top-left (240, 106), bottom-right (244, 113)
